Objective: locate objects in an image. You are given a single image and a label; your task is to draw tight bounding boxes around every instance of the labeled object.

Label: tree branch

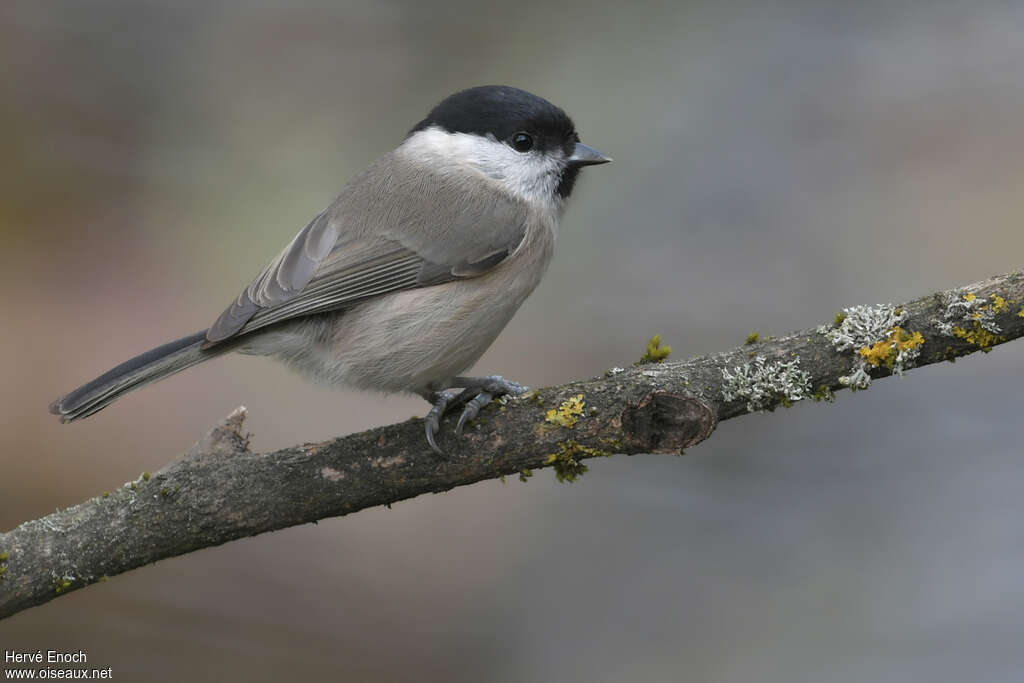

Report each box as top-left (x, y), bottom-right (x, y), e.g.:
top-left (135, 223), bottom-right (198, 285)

top-left (3, 269), bottom-right (1023, 619)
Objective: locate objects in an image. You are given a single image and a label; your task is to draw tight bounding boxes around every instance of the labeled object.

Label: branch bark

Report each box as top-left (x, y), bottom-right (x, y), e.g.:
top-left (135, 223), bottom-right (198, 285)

top-left (3, 269), bottom-right (1023, 619)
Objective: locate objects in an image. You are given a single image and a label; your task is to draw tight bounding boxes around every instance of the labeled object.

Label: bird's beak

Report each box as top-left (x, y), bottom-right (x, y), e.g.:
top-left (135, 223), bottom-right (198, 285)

top-left (567, 142), bottom-right (612, 167)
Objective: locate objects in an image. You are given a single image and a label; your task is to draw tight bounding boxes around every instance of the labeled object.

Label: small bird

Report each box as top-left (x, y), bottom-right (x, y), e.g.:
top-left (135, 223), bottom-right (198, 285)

top-left (50, 85), bottom-right (610, 453)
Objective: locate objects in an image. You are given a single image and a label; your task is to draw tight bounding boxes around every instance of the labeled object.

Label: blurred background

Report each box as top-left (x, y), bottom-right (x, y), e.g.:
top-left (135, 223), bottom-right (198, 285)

top-left (3, 0), bottom-right (1024, 680)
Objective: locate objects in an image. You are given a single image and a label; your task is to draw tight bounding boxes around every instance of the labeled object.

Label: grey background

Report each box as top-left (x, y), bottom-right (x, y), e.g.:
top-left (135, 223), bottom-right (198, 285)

top-left (3, 0), bottom-right (1024, 681)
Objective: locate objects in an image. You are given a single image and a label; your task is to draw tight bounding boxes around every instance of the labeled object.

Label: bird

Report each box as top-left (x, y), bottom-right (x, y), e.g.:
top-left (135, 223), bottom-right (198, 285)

top-left (50, 85), bottom-right (611, 454)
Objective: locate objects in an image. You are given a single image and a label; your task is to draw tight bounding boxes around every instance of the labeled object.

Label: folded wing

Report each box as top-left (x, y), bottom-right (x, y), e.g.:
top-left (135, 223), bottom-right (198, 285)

top-left (203, 154), bottom-right (529, 348)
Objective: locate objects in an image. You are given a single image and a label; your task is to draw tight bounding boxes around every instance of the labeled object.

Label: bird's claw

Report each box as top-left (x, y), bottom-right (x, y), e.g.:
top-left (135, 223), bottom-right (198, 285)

top-left (422, 376), bottom-right (528, 455)
top-left (424, 390), bottom-right (456, 456)
top-left (455, 391), bottom-right (493, 437)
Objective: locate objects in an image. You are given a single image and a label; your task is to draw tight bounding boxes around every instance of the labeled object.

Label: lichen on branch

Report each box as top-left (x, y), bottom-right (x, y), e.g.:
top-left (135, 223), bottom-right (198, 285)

top-left (2, 267), bottom-right (1023, 621)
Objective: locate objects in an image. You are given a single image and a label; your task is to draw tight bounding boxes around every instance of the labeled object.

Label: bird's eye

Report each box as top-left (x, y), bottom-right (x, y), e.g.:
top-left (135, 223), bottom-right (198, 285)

top-left (511, 132), bottom-right (534, 152)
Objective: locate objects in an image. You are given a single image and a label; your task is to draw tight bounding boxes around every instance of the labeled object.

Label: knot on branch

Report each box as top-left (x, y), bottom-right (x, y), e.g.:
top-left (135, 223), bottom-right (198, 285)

top-left (619, 391), bottom-right (716, 453)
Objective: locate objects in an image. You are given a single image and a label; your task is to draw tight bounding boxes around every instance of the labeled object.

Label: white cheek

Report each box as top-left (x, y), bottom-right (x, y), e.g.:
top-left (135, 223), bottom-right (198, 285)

top-left (402, 127), bottom-right (564, 210)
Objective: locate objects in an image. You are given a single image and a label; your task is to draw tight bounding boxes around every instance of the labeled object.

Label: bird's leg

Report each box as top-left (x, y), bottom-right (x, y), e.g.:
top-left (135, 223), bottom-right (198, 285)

top-left (419, 376), bottom-right (528, 455)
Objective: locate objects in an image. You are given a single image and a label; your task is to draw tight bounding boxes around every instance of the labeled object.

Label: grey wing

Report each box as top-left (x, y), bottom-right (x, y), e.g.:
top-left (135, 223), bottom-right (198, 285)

top-left (204, 210), bottom-right (338, 345)
top-left (202, 155), bottom-right (529, 348)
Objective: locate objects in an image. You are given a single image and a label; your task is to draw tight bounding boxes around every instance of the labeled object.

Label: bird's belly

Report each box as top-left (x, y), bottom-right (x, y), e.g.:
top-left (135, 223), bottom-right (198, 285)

top-left (331, 278), bottom-right (527, 391)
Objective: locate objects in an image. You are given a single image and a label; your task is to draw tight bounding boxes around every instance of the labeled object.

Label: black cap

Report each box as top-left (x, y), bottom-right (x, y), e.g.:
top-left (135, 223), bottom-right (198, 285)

top-left (410, 85), bottom-right (578, 156)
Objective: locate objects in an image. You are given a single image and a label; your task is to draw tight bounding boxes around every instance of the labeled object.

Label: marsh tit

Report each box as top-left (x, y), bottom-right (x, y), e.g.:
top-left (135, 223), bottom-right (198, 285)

top-left (50, 85), bottom-right (611, 453)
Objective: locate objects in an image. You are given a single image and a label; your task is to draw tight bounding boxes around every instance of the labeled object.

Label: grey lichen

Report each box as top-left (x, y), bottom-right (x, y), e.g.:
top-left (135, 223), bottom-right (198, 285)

top-left (838, 364), bottom-right (872, 391)
top-left (935, 288), bottom-right (1006, 351)
top-left (821, 303), bottom-right (922, 389)
top-left (721, 355), bottom-right (812, 412)
top-left (936, 288), bottom-right (1000, 336)
top-left (824, 303), bottom-right (905, 351)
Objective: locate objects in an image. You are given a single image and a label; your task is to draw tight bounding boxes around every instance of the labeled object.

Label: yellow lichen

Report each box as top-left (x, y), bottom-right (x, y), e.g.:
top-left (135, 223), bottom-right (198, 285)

top-left (858, 340), bottom-right (891, 367)
top-left (892, 328), bottom-right (925, 353)
top-left (545, 440), bottom-right (612, 483)
top-left (939, 291), bottom-right (1011, 351)
top-left (952, 324), bottom-right (1002, 351)
top-left (857, 326), bottom-right (925, 369)
top-left (545, 394), bottom-right (585, 428)
top-left (1018, 306), bottom-right (1024, 318)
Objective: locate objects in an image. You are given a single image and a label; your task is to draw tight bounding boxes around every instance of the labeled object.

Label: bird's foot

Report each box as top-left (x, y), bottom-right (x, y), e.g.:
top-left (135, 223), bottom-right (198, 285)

top-left (450, 375), bottom-right (528, 437)
top-left (422, 376), bottom-right (528, 455)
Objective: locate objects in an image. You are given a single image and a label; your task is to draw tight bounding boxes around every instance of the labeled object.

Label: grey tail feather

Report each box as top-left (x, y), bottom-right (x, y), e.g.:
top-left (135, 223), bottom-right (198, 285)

top-left (50, 329), bottom-right (226, 422)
